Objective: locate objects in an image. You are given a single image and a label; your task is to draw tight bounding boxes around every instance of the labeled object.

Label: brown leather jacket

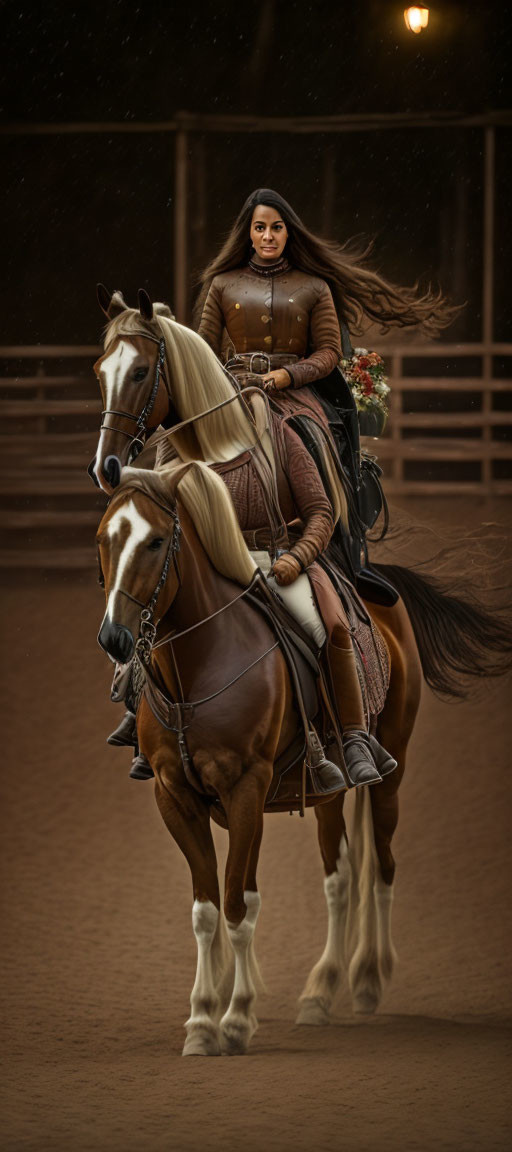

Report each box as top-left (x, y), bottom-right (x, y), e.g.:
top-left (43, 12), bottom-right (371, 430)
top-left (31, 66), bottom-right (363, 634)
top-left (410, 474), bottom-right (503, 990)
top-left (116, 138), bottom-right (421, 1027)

top-left (198, 259), bottom-right (342, 389)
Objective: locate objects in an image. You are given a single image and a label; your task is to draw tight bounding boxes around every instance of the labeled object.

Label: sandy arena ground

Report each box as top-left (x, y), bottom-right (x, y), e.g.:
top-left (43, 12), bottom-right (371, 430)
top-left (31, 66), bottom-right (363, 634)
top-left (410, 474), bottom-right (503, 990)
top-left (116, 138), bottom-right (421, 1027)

top-left (1, 499), bottom-right (511, 1152)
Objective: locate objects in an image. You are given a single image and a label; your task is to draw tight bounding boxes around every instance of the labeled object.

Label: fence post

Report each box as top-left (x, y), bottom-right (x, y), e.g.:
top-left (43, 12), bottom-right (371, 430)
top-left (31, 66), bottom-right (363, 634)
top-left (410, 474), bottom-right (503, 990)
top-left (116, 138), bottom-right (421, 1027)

top-left (174, 116), bottom-right (189, 323)
top-left (482, 125), bottom-right (495, 495)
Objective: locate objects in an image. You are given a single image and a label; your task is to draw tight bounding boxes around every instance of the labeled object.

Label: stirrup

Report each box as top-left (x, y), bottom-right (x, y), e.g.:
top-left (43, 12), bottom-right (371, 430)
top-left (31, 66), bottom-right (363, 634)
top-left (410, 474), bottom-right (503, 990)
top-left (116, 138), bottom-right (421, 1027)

top-left (342, 730), bottom-right (382, 789)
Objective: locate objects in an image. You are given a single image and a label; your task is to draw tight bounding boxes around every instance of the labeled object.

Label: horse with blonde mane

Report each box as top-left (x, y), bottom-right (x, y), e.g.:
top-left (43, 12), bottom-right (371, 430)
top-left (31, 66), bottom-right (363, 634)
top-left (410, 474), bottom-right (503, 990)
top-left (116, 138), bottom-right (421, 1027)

top-left (92, 287), bottom-right (512, 1055)
top-left (96, 456), bottom-right (423, 1054)
top-left (91, 284), bottom-right (347, 532)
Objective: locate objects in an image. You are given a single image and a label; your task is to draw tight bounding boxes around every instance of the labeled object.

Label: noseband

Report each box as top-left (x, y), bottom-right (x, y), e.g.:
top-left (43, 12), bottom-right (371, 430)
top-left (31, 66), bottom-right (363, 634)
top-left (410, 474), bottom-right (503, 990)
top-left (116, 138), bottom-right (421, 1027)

top-left (100, 337), bottom-right (167, 459)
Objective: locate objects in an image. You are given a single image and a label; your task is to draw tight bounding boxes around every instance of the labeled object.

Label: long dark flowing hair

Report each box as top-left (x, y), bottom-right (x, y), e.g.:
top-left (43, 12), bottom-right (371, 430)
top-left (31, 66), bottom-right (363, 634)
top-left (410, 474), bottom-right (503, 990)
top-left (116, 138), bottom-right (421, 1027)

top-left (194, 187), bottom-right (460, 337)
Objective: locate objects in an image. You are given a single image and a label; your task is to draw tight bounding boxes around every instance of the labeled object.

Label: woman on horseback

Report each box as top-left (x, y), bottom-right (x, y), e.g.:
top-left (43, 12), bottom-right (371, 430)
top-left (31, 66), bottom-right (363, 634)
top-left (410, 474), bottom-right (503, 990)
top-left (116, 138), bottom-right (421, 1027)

top-left (99, 296), bottom-right (395, 790)
top-left (195, 188), bottom-right (458, 584)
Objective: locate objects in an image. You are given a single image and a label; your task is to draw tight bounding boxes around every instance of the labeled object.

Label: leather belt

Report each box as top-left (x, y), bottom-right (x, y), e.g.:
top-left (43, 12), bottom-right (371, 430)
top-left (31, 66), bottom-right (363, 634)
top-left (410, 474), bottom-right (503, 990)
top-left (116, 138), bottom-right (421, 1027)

top-left (242, 527), bottom-right (274, 550)
top-left (242, 522), bottom-right (303, 551)
top-left (226, 352), bottom-right (299, 375)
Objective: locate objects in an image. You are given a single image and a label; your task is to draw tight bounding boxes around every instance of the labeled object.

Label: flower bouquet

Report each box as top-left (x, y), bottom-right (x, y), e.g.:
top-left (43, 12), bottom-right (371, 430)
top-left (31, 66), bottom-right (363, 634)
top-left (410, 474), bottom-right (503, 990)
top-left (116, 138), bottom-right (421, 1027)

top-left (341, 348), bottom-right (390, 437)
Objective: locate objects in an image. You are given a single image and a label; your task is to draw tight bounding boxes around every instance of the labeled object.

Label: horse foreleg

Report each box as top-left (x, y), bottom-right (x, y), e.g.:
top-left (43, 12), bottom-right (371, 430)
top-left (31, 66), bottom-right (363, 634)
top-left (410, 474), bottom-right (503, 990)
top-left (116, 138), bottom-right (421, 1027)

top-left (297, 794), bottom-right (350, 1025)
top-left (348, 752), bottom-right (409, 1014)
top-left (370, 766), bottom-right (404, 986)
top-left (347, 600), bottom-right (421, 1014)
top-left (154, 777), bottom-right (223, 1057)
top-left (219, 771), bottom-right (268, 1055)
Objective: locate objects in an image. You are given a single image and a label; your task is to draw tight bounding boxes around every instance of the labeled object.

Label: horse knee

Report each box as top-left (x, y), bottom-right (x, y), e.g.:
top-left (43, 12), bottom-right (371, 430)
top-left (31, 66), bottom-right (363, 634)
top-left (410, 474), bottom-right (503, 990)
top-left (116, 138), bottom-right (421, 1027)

top-left (224, 891), bottom-right (247, 927)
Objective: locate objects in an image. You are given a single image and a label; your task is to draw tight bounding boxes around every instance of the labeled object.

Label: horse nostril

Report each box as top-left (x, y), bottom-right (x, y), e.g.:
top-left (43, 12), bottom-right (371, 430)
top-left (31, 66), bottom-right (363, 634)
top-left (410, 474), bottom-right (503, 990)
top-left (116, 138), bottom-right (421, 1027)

top-left (103, 455), bottom-right (122, 488)
top-left (98, 617), bottom-right (134, 663)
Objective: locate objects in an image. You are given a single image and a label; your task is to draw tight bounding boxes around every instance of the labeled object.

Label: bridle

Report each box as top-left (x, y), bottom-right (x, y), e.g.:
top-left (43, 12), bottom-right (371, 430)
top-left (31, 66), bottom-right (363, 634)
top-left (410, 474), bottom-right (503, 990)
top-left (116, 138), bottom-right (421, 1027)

top-left (99, 336), bottom-right (167, 461)
top-left (97, 488), bottom-right (182, 662)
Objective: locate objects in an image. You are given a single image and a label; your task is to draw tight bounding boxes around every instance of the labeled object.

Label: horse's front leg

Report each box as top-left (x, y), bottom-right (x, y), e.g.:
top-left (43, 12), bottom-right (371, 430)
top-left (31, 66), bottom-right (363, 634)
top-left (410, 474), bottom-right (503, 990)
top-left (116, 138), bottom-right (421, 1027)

top-left (219, 766), bottom-right (269, 1056)
top-left (297, 793), bottom-right (350, 1025)
top-left (153, 770), bottom-right (226, 1057)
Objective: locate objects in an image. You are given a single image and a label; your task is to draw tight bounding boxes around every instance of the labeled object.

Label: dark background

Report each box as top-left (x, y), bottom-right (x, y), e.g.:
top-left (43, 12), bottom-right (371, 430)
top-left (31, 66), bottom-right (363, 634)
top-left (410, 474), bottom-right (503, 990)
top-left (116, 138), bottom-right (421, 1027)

top-left (2, 0), bottom-right (511, 344)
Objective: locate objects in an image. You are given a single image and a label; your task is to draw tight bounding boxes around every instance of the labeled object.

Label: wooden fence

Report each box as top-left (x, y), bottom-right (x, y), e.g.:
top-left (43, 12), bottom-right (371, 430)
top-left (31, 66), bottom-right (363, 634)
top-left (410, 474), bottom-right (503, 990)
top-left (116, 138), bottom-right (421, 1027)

top-left (0, 340), bottom-right (510, 569)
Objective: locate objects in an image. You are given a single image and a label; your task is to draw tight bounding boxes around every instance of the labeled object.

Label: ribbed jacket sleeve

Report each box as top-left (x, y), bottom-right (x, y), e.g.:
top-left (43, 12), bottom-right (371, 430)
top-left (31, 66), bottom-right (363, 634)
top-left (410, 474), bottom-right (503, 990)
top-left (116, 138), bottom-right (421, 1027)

top-left (286, 281), bottom-right (342, 389)
top-left (197, 279), bottom-right (223, 355)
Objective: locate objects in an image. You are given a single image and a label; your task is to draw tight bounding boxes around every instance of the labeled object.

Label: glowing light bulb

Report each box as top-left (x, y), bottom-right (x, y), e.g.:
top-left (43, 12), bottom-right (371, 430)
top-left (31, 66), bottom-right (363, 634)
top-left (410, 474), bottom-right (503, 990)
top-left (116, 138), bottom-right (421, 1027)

top-left (404, 6), bottom-right (429, 34)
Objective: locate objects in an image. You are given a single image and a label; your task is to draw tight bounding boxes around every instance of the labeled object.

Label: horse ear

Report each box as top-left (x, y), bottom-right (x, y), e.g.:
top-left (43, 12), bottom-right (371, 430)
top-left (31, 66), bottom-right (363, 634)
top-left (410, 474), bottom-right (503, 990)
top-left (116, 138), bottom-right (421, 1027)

top-left (138, 289), bottom-right (154, 321)
top-left (96, 283), bottom-right (112, 317)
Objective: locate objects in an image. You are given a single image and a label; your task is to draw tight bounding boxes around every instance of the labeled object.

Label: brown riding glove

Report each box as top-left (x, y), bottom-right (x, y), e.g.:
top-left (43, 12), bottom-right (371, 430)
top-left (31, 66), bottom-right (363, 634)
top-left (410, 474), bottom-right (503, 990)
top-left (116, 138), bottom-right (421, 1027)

top-left (271, 553), bottom-right (302, 586)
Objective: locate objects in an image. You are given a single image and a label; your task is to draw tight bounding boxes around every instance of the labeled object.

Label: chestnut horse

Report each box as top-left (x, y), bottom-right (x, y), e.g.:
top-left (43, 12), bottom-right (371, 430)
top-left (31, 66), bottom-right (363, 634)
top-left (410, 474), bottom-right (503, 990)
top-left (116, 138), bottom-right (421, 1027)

top-left (92, 290), bottom-right (512, 1057)
top-left (96, 458), bottom-right (424, 1055)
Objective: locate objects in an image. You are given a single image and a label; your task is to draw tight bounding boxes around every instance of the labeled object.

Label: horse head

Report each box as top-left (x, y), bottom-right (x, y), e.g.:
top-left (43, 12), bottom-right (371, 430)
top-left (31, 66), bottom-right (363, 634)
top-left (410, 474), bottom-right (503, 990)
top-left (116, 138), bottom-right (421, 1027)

top-left (96, 468), bottom-right (183, 664)
top-left (91, 285), bottom-right (175, 495)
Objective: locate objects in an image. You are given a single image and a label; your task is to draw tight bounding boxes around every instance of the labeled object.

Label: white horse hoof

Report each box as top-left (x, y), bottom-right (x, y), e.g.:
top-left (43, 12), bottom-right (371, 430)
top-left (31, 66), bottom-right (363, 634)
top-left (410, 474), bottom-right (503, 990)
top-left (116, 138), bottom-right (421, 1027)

top-left (183, 1027), bottom-right (221, 1057)
top-left (352, 991), bottom-right (379, 1015)
top-left (220, 1017), bottom-right (252, 1055)
top-left (296, 997), bottom-right (331, 1026)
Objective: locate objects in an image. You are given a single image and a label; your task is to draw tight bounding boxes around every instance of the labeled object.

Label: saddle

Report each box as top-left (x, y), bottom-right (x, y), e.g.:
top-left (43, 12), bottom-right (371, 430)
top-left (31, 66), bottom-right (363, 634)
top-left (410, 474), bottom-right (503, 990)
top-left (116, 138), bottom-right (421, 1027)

top-left (127, 565), bottom-right (390, 821)
top-left (232, 571), bottom-right (389, 818)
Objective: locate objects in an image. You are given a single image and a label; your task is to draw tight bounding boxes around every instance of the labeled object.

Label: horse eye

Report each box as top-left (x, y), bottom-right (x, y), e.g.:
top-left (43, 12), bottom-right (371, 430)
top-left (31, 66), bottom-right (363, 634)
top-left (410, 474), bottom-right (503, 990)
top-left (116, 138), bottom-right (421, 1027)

top-left (148, 537), bottom-right (164, 551)
top-left (134, 367), bottom-right (148, 382)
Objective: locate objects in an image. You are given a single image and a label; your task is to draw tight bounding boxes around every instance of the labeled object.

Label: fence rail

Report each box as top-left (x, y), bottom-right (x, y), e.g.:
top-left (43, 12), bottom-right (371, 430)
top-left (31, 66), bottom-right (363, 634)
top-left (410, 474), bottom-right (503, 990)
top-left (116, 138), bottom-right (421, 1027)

top-left (0, 341), bottom-right (511, 567)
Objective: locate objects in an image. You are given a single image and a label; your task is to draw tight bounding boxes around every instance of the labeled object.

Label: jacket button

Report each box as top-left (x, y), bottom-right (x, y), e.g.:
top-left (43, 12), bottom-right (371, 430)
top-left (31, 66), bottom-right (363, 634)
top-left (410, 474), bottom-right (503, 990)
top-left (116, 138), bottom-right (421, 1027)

top-left (297, 315), bottom-right (302, 322)
top-left (289, 297), bottom-right (294, 303)
top-left (235, 303), bottom-right (241, 309)
top-left (261, 314), bottom-right (270, 323)
top-left (264, 335), bottom-right (272, 345)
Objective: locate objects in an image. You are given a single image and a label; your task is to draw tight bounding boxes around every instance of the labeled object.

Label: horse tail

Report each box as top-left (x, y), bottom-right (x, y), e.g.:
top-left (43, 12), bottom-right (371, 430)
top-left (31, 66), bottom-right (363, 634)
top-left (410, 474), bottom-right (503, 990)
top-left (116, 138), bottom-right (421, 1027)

top-left (373, 562), bottom-right (512, 700)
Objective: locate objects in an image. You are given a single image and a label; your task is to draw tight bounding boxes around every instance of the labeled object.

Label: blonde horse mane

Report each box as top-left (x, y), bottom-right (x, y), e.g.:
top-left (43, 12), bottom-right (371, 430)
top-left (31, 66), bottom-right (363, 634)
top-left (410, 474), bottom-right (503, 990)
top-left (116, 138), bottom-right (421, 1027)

top-left (105, 307), bottom-right (258, 462)
top-left (120, 461), bottom-right (257, 588)
top-left (105, 306), bottom-right (347, 528)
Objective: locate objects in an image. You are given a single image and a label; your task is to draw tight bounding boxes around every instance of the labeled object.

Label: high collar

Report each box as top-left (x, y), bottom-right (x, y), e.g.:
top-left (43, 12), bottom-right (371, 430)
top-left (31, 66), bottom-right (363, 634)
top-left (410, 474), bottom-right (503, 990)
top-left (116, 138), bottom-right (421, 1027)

top-left (247, 256), bottom-right (290, 277)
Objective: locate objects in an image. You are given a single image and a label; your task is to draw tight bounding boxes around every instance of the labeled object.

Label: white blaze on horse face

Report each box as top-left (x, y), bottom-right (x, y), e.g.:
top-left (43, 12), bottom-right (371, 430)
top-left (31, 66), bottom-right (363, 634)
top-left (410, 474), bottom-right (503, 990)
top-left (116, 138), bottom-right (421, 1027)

top-left (106, 499), bottom-right (153, 622)
top-left (102, 340), bottom-right (139, 411)
top-left (96, 341), bottom-right (139, 485)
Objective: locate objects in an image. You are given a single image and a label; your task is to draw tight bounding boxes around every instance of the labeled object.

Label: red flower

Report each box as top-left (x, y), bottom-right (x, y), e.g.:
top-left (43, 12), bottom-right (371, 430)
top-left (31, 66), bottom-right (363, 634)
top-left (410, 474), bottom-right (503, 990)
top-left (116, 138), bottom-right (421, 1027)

top-left (358, 356), bottom-right (370, 369)
top-left (360, 371), bottom-right (373, 394)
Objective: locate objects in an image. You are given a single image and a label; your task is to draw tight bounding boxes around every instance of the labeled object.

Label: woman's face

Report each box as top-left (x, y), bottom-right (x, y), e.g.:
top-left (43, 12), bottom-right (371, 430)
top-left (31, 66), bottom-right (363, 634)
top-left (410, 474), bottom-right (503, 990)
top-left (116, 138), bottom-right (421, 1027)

top-left (249, 204), bottom-right (288, 261)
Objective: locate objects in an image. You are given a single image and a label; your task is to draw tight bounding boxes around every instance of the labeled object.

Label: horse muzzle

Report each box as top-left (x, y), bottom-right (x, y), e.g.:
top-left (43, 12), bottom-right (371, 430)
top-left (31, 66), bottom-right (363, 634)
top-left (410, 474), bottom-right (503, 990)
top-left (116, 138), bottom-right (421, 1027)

top-left (98, 616), bottom-right (135, 663)
top-left (88, 453), bottom-right (124, 494)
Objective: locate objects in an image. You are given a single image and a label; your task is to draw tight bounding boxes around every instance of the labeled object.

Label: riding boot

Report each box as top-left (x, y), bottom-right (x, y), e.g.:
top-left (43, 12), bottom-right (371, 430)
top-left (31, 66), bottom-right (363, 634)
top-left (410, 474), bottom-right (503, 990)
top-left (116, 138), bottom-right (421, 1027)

top-left (306, 725), bottom-right (347, 795)
top-left (129, 751), bottom-right (154, 781)
top-left (327, 642), bottom-right (394, 788)
top-left (107, 710), bottom-right (137, 747)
